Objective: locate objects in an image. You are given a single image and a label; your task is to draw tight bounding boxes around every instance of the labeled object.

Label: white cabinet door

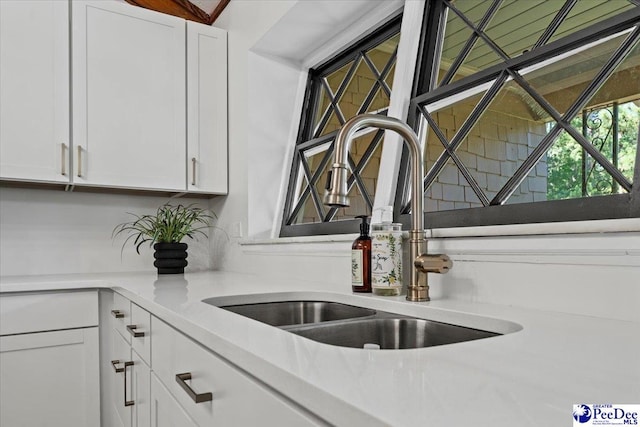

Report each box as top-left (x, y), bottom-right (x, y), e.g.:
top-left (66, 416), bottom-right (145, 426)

top-left (72, 0), bottom-right (186, 191)
top-left (0, 328), bottom-right (100, 427)
top-left (0, 0), bottom-right (70, 183)
top-left (186, 22), bottom-right (228, 194)
top-left (150, 374), bottom-right (197, 427)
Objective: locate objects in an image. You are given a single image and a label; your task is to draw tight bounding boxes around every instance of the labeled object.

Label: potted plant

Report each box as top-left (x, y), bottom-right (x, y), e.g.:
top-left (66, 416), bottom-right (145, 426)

top-left (113, 203), bottom-right (215, 274)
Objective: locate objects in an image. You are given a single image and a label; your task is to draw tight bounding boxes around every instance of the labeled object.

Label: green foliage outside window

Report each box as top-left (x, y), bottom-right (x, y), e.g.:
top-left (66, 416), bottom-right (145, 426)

top-left (547, 102), bottom-right (639, 200)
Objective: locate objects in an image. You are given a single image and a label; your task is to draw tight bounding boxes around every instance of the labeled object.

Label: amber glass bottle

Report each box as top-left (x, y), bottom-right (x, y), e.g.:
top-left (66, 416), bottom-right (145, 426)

top-left (351, 215), bottom-right (371, 293)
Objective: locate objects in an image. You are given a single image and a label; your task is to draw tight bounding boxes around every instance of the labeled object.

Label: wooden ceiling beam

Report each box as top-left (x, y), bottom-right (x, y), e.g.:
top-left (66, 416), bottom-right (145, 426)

top-left (124, 0), bottom-right (230, 25)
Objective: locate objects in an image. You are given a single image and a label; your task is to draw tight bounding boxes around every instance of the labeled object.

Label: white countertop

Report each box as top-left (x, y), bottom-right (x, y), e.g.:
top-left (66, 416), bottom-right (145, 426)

top-left (1, 270), bottom-right (638, 426)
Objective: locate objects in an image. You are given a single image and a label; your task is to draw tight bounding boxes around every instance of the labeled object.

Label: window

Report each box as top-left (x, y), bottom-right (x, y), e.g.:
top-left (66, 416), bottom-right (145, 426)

top-left (280, 16), bottom-right (402, 237)
top-left (398, 0), bottom-right (640, 228)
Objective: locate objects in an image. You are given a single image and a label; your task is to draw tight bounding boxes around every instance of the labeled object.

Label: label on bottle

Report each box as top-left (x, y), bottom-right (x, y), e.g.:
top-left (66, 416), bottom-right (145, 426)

top-left (371, 231), bottom-right (402, 289)
top-left (351, 249), bottom-right (363, 285)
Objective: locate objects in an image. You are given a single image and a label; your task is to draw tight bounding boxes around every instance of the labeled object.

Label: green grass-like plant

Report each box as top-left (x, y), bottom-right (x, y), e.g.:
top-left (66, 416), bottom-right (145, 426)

top-left (113, 203), bottom-right (216, 254)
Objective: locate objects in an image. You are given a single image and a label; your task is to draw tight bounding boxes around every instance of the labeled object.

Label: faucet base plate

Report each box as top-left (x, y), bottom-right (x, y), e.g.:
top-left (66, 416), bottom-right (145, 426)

top-left (406, 286), bottom-right (430, 302)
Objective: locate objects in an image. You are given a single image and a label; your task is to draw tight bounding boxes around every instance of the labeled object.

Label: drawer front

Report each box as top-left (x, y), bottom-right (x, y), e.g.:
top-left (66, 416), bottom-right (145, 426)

top-left (0, 290), bottom-right (98, 335)
top-left (129, 303), bottom-right (151, 366)
top-left (151, 316), bottom-right (321, 426)
top-left (111, 292), bottom-right (132, 344)
top-left (151, 373), bottom-right (197, 427)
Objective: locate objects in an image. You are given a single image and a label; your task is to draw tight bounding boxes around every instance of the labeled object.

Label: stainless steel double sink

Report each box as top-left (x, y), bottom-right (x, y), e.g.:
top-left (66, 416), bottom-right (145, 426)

top-left (209, 300), bottom-right (500, 350)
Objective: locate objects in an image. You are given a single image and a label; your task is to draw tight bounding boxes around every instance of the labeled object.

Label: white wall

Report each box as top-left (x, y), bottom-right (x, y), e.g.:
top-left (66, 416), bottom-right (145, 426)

top-left (0, 187), bottom-right (211, 276)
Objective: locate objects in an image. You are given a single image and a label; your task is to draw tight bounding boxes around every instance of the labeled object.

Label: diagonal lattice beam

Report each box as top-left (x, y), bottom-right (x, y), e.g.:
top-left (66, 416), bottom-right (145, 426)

top-left (440, 0), bottom-right (504, 87)
top-left (313, 57), bottom-right (362, 138)
top-left (299, 151), bottom-right (327, 221)
top-left (424, 72), bottom-right (508, 188)
top-left (533, 0), bottom-right (578, 49)
top-left (286, 143), bottom-right (335, 224)
top-left (320, 79), bottom-right (347, 126)
top-left (361, 46), bottom-right (397, 100)
top-left (420, 105), bottom-right (491, 206)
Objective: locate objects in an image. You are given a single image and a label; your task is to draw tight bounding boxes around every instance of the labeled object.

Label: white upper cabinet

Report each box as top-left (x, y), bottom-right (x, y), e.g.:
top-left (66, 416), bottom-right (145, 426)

top-left (0, 0), bottom-right (70, 183)
top-left (72, 0), bottom-right (186, 191)
top-left (0, 0), bottom-right (228, 194)
top-left (187, 22), bottom-right (228, 194)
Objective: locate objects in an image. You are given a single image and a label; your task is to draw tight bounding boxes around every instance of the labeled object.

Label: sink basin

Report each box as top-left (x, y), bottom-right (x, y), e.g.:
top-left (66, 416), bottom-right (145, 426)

top-left (288, 318), bottom-right (500, 349)
top-left (204, 293), bottom-right (515, 350)
top-left (219, 301), bottom-right (376, 327)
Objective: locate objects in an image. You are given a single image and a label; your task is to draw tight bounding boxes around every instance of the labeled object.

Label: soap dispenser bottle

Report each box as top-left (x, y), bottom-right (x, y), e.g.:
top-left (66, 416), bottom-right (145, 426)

top-left (351, 215), bottom-right (371, 293)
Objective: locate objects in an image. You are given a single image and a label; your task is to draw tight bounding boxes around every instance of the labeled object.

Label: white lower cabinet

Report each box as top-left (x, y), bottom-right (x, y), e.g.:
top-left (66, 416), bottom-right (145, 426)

top-left (0, 291), bottom-right (100, 427)
top-left (152, 316), bottom-right (323, 426)
top-left (1, 289), bottom-right (324, 426)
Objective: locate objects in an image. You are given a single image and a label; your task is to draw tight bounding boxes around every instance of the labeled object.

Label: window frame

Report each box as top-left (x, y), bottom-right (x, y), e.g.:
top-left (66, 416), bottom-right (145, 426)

top-left (394, 1), bottom-right (640, 230)
top-left (280, 14), bottom-right (404, 237)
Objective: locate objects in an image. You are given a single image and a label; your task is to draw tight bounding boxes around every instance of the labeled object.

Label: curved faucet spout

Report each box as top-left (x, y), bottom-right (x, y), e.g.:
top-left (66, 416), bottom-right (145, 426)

top-left (323, 114), bottom-right (424, 232)
top-left (322, 113), bottom-right (452, 302)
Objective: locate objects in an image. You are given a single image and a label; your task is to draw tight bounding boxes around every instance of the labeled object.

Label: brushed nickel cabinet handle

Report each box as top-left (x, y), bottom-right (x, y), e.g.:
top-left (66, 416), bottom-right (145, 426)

top-left (61, 143), bottom-right (67, 176)
top-left (111, 309), bottom-right (124, 319)
top-left (124, 361), bottom-right (134, 407)
top-left (111, 359), bottom-right (124, 373)
top-left (175, 373), bottom-right (212, 403)
top-left (191, 157), bottom-right (197, 186)
top-left (126, 324), bottom-right (145, 338)
top-left (77, 146), bottom-right (82, 178)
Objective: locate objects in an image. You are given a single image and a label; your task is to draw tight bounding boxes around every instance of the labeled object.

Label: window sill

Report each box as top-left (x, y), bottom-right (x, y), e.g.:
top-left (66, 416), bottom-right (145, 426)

top-left (239, 233), bottom-right (356, 256)
top-left (242, 217), bottom-right (639, 248)
top-left (240, 233), bottom-right (356, 246)
top-left (424, 218), bottom-right (640, 238)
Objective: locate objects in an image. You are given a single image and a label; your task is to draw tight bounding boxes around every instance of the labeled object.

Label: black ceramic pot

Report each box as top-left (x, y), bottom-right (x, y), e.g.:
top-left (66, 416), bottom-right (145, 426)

top-left (153, 242), bottom-right (188, 274)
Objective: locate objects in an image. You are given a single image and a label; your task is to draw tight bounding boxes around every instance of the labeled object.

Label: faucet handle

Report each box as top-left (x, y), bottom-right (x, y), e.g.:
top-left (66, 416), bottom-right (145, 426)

top-left (324, 170), bottom-right (333, 191)
top-left (414, 254), bottom-right (452, 274)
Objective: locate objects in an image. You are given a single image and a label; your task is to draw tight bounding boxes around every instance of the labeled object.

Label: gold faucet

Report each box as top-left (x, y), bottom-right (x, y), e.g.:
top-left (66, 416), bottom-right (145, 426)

top-left (323, 114), bottom-right (452, 301)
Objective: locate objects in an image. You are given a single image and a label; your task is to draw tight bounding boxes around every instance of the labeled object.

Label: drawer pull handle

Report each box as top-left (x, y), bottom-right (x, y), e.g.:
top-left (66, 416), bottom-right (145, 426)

top-left (111, 359), bottom-right (124, 373)
top-left (124, 361), bottom-right (134, 407)
top-left (176, 373), bottom-right (212, 403)
top-left (126, 324), bottom-right (145, 338)
top-left (111, 309), bottom-right (124, 319)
